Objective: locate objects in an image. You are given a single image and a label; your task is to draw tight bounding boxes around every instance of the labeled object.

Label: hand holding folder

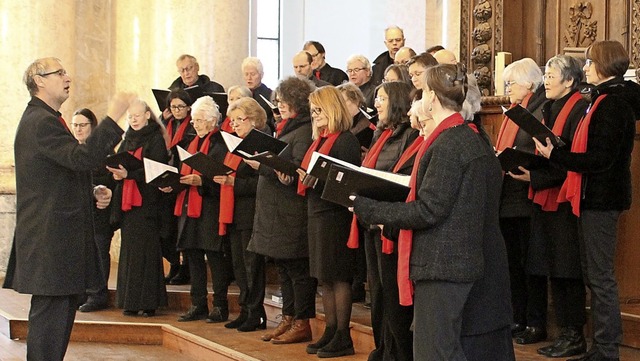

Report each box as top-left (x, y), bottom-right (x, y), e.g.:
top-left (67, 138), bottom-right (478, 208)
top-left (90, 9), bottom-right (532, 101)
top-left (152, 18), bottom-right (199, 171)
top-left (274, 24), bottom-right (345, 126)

top-left (177, 146), bottom-right (235, 179)
top-left (497, 147), bottom-right (549, 174)
top-left (503, 105), bottom-right (566, 147)
top-left (221, 129), bottom-right (288, 158)
top-left (143, 158), bottom-right (186, 193)
top-left (105, 152), bottom-right (143, 171)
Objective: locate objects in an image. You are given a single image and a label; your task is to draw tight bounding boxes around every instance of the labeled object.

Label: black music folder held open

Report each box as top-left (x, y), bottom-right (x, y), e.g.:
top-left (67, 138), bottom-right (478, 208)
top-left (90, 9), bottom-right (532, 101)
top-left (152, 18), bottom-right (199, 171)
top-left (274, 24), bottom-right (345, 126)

top-left (221, 129), bottom-right (288, 158)
top-left (258, 94), bottom-right (280, 115)
top-left (152, 87), bottom-right (228, 116)
top-left (177, 146), bottom-right (235, 179)
top-left (105, 152), bottom-right (143, 171)
top-left (321, 164), bottom-right (411, 208)
top-left (497, 147), bottom-right (549, 174)
top-left (245, 151), bottom-right (299, 176)
top-left (143, 158), bottom-right (186, 193)
top-left (504, 105), bottom-right (566, 147)
top-left (307, 152), bottom-right (359, 181)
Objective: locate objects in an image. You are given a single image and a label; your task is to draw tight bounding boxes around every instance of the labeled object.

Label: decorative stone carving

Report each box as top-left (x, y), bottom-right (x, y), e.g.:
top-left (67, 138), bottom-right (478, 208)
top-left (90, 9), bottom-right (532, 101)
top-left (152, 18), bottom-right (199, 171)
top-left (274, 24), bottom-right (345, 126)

top-left (472, 23), bottom-right (493, 43)
top-left (473, 0), bottom-right (492, 21)
top-left (632, 1), bottom-right (640, 68)
top-left (471, 0), bottom-right (494, 95)
top-left (471, 44), bottom-right (491, 64)
top-left (473, 66), bottom-right (492, 89)
top-left (564, 1), bottom-right (598, 48)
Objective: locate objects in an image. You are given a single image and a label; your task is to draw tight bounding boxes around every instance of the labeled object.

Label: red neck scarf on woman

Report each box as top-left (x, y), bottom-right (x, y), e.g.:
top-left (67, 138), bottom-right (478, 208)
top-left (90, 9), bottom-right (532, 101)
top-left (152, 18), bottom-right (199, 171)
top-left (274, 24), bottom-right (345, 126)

top-left (121, 147), bottom-right (143, 211)
top-left (174, 130), bottom-right (216, 218)
top-left (167, 115), bottom-right (192, 148)
top-left (557, 94), bottom-right (608, 217)
top-left (220, 116), bottom-right (234, 133)
top-left (297, 131), bottom-right (341, 196)
top-left (495, 93), bottom-right (533, 151)
top-left (397, 113), bottom-right (476, 306)
top-left (218, 150), bottom-right (243, 235)
top-left (529, 92), bottom-right (582, 211)
top-left (276, 118), bottom-right (290, 137)
top-left (347, 128), bottom-right (395, 249)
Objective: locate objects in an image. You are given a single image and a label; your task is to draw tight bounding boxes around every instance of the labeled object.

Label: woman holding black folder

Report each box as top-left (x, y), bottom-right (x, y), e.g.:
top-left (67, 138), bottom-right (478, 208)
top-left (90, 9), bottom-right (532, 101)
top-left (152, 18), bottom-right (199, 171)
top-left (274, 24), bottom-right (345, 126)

top-left (108, 99), bottom-right (168, 317)
top-left (296, 86), bottom-right (361, 357)
top-left (247, 76), bottom-right (317, 345)
top-left (213, 97), bottom-right (269, 332)
top-left (161, 95), bottom-right (234, 324)
top-left (352, 63), bottom-right (514, 361)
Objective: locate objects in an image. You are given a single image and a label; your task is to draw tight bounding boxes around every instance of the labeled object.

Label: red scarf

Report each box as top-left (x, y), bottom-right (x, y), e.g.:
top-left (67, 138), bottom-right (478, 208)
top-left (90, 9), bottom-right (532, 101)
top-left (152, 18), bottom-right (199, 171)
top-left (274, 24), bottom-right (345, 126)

top-left (348, 128), bottom-right (394, 249)
top-left (397, 113), bottom-right (476, 306)
top-left (315, 70), bottom-right (321, 80)
top-left (557, 95), bottom-right (607, 217)
top-left (174, 130), bottom-right (216, 217)
top-left (220, 116), bottom-right (233, 133)
top-left (528, 92), bottom-right (582, 211)
top-left (218, 152), bottom-right (243, 235)
top-left (495, 93), bottom-right (532, 151)
top-left (58, 116), bottom-right (71, 133)
top-left (297, 131), bottom-right (341, 196)
top-left (276, 118), bottom-right (290, 137)
top-left (121, 147), bottom-right (143, 211)
top-left (167, 115), bottom-right (191, 148)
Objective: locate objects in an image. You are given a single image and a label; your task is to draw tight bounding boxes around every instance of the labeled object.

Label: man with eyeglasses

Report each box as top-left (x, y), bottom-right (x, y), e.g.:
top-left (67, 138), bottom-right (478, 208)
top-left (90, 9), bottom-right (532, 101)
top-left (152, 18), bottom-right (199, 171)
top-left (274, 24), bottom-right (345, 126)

top-left (4, 57), bottom-right (132, 361)
top-left (346, 54), bottom-right (376, 112)
top-left (371, 26), bottom-right (406, 86)
top-left (169, 54), bottom-right (225, 93)
top-left (292, 51), bottom-right (330, 88)
top-left (303, 40), bottom-right (348, 86)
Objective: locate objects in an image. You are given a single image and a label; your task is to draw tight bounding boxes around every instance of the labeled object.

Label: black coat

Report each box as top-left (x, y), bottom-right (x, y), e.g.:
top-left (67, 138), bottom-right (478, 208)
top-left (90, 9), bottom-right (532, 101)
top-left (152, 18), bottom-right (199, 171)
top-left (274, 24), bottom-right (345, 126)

top-left (307, 131), bottom-right (361, 282)
top-left (316, 62), bottom-right (348, 86)
top-left (369, 122), bottom-right (419, 172)
top-left (248, 113), bottom-right (313, 259)
top-left (371, 51), bottom-right (393, 87)
top-left (251, 83), bottom-right (275, 132)
top-left (4, 97), bottom-right (123, 296)
top-left (176, 131), bottom-right (229, 251)
top-left (354, 124), bottom-right (512, 335)
top-left (549, 78), bottom-right (640, 211)
top-left (527, 91), bottom-right (588, 277)
top-left (231, 154), bottom-right (260, 231)
top-left (169, 74), bottom-right (225, 93)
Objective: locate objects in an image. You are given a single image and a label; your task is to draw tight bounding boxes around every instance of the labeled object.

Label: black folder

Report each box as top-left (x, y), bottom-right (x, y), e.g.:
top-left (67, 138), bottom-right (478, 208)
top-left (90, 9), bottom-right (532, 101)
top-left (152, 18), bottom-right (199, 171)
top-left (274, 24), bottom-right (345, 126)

top-left (105, 152), bottom-right (143, 171)
top-left (321, 164), bottom-right (411, 208)
top-left (143, 158), bottom-right (186, 193)
top-left (307, 153), bottom-right (359, 181)
top-left (497, 147), bottom-right (549, 174)
top-left (152, 87), bottom-right (228, 116)
top-left (181, 152), bottom-right (235, 179)
top-left (222, 129), bottom-right (288, 158)
top-left (258, 94), bottom-right (280, 115)
top-left (247, 151), bottom-right (300, 176)
top-left (504, 105), bottom-right (565, 147)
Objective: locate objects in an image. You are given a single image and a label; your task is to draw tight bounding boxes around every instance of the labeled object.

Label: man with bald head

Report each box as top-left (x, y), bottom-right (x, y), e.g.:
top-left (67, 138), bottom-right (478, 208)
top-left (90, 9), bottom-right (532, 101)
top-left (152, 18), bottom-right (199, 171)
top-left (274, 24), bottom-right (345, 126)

top-left (433, 49), bottom-right (458, 64)
top-left (371, 25), bottom-right (406, 86)
top-left (292, 51), bottom-right (330, 88)
top-left (394, 47), bottom-right (416, 65)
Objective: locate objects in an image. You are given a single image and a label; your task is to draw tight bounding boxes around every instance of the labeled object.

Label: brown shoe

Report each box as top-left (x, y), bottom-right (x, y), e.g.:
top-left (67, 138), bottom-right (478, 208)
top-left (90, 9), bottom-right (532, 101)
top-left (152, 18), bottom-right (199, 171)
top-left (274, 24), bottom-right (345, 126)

top-left (261, 315), bottom-right (293, 342)
top-left (271, 318), bottom-right (312, 344)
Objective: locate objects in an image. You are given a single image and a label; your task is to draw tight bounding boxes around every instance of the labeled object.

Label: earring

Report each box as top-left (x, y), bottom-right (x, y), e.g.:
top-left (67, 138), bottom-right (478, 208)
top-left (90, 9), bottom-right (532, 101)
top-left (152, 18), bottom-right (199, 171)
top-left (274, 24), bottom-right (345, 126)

top-left (428, 103), bottom-right (433, 112)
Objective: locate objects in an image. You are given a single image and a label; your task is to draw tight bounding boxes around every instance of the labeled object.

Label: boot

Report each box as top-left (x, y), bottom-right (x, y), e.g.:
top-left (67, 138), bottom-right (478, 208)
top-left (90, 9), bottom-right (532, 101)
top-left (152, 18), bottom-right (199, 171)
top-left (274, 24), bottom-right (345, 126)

top-left (515, 326), bottom-right (546, 344)
top-left (271, 318), bottom-right (312, 344)
top-left (164, 263), bottom-right (180, 284)
top-left (178, 305), bottom-right (208, 322)
top-left (224, 309), bottom-right (248, 329)
top-left (237, 315), bottom-right (267, 332)
top-left (205, 306), bottom-right (229, 323)
top-left (316, 329), bottom-right (355, 358)
top-left (306, 325), bottom-right (337, 354)
top-left (261, 315), bottom-right (293, 342)
top-left (540, 326), bottom-right (587, 358)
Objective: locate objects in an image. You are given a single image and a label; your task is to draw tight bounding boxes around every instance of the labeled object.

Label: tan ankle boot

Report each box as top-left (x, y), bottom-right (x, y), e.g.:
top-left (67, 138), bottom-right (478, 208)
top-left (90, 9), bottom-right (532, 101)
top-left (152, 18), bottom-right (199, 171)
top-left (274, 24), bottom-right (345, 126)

top-left (271, 318), bottom-right (312, 344)
top-left (261, 315), bottom-right (293, 342)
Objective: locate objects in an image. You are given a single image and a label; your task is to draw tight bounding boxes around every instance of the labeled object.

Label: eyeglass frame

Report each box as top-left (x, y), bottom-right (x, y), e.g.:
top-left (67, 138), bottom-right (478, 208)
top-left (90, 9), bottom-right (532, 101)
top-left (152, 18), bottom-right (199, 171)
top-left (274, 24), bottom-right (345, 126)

top-left (39, 69), bottom-right (68, 77)
top-left (170, 105), bottom-right (189, 111)
top-left (310, 107), bottom-right (323, 116)
top-left (346, 67), bottom-right (366, 75)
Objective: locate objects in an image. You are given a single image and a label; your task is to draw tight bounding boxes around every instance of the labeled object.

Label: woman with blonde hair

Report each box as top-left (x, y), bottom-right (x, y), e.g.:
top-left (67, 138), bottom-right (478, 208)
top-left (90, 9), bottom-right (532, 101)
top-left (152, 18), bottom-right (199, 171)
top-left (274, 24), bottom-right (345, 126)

top-left (297, 86), bottom-right (361, 357)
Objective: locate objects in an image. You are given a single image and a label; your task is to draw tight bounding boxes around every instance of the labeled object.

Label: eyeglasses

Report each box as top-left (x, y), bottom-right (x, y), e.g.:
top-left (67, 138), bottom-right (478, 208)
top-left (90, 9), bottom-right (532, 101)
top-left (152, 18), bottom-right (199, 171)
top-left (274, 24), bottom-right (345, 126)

top-left (71, 122), bottom-right (91, 128)
top-left (190, 118), bottom-right (209, 125)
top-left (504, 80), bottom-right (517, 89)
top-left (308, 52), bottom-right (320, 58)
top-left (542, 74), bottom-right (557, 81)
top-left (231, 116), bottom-right (249, 124)
top-left (170, 105), bottom-right (188, 111)
top-left (178, 65), bottom-right (195, 74)
top-left (311, 107), bottom-right (322, 116)
top-left (346, 68), bottom-right (365, 75)
top-left (585, 58), bottom-right (594, 67)
top-left (39, 69), bottom-right (67, 77)
top-left (374, 96), bottom-right (388, 103)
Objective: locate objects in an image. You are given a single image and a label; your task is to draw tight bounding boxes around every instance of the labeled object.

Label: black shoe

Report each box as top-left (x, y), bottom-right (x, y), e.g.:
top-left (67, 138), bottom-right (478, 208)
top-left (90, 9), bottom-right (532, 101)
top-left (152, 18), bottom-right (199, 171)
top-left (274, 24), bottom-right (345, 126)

top-left (237, 316), bottom-right (267, 332)
top-left (123, 310), bottom-right (138, 316)
top-left (178, 305), bottom-right (208, 322)
top-left (306, 326), bottom-right (336, 354)
top-left (225, 311), bottom-right (248, 329)
top-left (206, 306), bottom-right (229, 323)
top-left (78, 302), bottom-right (108, 313)
top-left (537, 326), bottom-right (586, 357)
top-left (164, 264), bottom-right (180, 284)
top-left (515, 326), bottom-right (547, 345)
top-left (142, 309), bottom-right (156, 317)
top-left (351, 283), bottom-right (366, 303)
top-left (511, 322), bottom-right (526, 337)
top-left (317, 329), bottom-right (355, 358)
top-left (169, 265), bottom-right (190, 285)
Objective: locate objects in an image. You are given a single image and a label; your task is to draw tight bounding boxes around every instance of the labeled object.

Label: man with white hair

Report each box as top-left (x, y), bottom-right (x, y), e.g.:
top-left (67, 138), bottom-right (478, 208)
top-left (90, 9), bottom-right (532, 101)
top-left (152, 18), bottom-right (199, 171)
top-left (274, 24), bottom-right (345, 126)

top-left (242, 57), bottom-right (275, 131)
top-left (170, 54), bottom-right (225, 93)
top-left (434, 49), bottom-right (458, 65)
top-left (371, 26), bottom-right (406, 86)
top-left (347, 54), bottom-right (375, 110)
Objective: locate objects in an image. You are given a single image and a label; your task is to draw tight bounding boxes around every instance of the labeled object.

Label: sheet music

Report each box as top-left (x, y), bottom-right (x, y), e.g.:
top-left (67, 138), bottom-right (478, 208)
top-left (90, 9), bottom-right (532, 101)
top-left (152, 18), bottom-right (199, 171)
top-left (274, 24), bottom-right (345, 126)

top-left (221, 131), bottom-right (243, 152)
top-left (143, 158), bottom-right (178, 184)
top-left (177, 146), bottom-right (193, 161)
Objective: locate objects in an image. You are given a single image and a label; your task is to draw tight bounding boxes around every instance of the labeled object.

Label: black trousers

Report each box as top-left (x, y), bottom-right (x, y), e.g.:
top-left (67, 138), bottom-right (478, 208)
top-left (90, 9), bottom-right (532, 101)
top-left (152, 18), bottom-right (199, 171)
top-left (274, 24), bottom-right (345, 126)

top-left (229, 226), bottom-right (266, 320)
top-left (550, 277), bottom-right (586, 328)
top-left (274, 257), bottom-right (317, 319)
top-left (579, 210), bottom-right (622, 358)
top-left (27, 294), bottom-right (78, 361)
top-left (185, 247), bottom-right (233, 308)
top-left (85, 231), bottom-right (113, 305)
top-left (364, 229), bottom-right (413, 361)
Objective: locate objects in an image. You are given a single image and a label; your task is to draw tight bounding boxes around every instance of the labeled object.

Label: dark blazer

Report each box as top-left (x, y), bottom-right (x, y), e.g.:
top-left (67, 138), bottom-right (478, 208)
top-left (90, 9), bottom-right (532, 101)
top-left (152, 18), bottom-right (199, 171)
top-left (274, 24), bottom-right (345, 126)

top-left (371, 51), bottom-right (393, 86)
top-left (232, 154), bottom-right (260, 231)
top-left (4, 97), bottom-right (123, 296)
top-left (370, 122), bottom-right (419, 172)
top-left (316, 62), bottom-right (348, 86)
top-left (251, 83), bottom-right (275, 132)
top-left (248, 113), bottom-right (313, 259)
top-left (169, 74), bottom-right (225, 93)
top-left (354, 124), bottom-right (512, 334)
top-left (549, 78), bottom-right (640, 211)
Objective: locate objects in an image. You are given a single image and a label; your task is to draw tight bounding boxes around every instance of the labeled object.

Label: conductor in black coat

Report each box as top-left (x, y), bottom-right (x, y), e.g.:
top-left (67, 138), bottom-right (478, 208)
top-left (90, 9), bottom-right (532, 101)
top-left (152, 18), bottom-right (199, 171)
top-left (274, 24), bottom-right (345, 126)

top-left (3, 57), bottom-right (129, 361)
